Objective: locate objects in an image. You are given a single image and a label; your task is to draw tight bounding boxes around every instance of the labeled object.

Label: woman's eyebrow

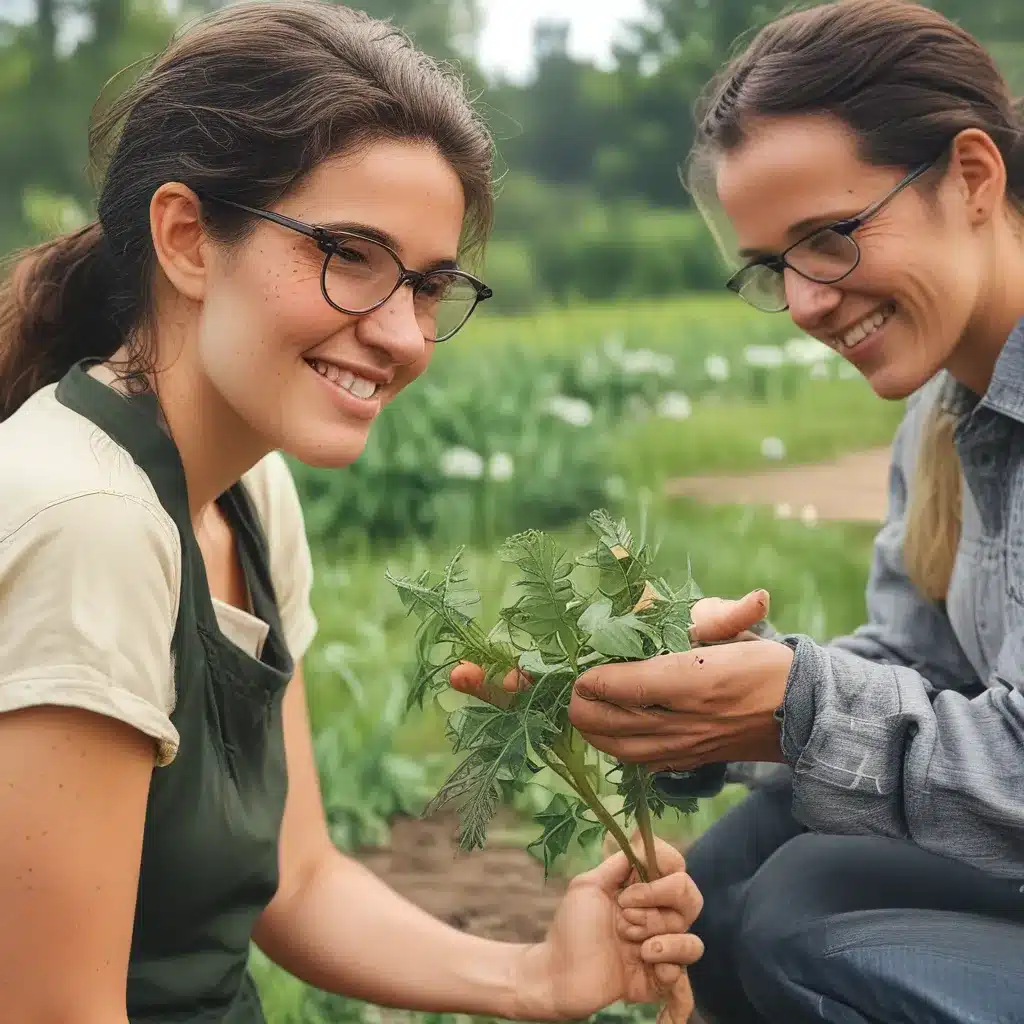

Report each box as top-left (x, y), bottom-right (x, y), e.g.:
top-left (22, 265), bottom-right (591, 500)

top-left (318, 220), bottom-right (459, 271)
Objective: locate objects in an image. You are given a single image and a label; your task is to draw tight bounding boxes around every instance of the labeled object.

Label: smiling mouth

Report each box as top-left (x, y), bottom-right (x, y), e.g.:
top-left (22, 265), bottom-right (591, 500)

top-left (305, 357), bottom-right (381, 400)
top-left (832, 302), bottom-right (897, 351)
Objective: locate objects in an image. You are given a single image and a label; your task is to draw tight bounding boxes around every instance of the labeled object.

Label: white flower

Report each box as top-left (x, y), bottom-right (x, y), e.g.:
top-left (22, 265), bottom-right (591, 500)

top-left (760, 436), bottom-right (787, 460)
top-left (784, 337), bottom-right (834, 365)
top-left (440, 446), bottom-right (484, 479)
top-left (774, 502), bottom-right (793, 520)
top-left (800, 504), bottom-right (819, 527)
top-left (545, 394), bottom-right (594, 427)
top-left (743, 345), bottom-right (785, 369)
top-left (809, 361), bottom-right (830, 380)
top-left (488, 452), bottom-right (514, 482)
top-left (619, 348), bottom-right (676, 376)
top-left (705, 354), bottom-right (731, 382)
top-left (657, 392), bottom-right (693, 420)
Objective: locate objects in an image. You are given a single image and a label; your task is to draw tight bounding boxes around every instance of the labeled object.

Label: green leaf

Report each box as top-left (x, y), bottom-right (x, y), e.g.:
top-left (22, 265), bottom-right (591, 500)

top-left (579, 601), bottom-right (646, 660)
top-left (527, 792), bottom-right (595, 877)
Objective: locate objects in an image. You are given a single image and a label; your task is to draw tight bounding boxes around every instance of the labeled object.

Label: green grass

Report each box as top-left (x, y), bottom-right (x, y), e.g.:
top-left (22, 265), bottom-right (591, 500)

top-left (612, 377), bottom-right (905, 485)
top-left (467, 293), bottom-right (799, 357)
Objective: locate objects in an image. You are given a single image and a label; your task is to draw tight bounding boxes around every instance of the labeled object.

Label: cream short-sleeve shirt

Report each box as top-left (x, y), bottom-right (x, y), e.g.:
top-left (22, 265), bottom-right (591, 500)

top-left (0, 383), bottom-right (318, 767)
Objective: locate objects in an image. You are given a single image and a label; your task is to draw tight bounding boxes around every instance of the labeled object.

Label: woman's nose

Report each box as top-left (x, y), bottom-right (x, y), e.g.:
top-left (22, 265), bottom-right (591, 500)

top-left (784, 269), bottom-right (843, 332)
top-left (356, 284), bottom-right (427, 366)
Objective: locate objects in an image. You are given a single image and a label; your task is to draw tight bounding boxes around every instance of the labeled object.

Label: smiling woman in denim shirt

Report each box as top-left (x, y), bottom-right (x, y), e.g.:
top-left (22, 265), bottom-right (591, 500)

top-left (457, 0), bottom-right (1024, 1020)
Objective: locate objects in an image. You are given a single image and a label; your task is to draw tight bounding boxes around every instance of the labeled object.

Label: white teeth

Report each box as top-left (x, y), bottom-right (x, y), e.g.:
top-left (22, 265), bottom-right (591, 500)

top-left (308, 359), bottom-right (379, 399)
top-left (840, 303), bottom-right (895, 350)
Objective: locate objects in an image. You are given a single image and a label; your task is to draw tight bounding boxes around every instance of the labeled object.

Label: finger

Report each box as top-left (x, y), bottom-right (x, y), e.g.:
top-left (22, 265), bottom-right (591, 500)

top-left (653, 962), bottom-right (683, 988)
top-left (572, 655), bottom-right (704, 710)
top-left (690, 590), bottom-right (769, 644)
top-left (618, 907), bottom-right (689, 942)
top-left (649, 837), bottom-right (686, 875)
top-left (449, 661), bottom-right (485, 692)
top-left (568, 693), bottom-right (674, 738)
top-left (619, 872), bottom-right (704, 928)
top-left (584, 827), bottom-right (663, 891)
top-left (501, 667), bottom-right (533, 693)
top-left (641, 932), bottom-right (705, 967)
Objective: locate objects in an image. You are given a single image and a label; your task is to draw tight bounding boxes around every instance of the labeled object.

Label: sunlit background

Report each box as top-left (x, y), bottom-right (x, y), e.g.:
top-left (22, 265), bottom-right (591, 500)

top-left (1, 1), bottom-right (1021, 1021)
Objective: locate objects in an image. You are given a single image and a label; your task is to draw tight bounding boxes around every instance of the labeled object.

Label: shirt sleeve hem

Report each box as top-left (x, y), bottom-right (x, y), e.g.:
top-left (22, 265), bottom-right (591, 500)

top-left (286, 611), bottom-right (319, 666)
top-left (0, 675), bottom-right (180, 767)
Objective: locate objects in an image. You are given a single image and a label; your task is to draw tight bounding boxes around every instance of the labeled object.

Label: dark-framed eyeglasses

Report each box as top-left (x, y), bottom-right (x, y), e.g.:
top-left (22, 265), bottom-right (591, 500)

top-left (725, 159), bottom-right (938, 313)
top-left (202, 196), bottom-right (493, 342)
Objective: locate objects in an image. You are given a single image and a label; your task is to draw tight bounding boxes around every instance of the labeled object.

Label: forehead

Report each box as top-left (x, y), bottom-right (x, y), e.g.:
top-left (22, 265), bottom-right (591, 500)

top-left (715, 114), bottom-right (892, 251)
top-left (285, 139), bottom-right (466, 254)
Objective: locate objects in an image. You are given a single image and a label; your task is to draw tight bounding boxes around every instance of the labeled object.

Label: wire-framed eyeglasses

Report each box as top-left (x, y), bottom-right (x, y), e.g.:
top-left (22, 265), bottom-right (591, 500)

top-left (203, 196), bottom-right (493, 342)
top-left (725, 160), bottom-right (937, 313)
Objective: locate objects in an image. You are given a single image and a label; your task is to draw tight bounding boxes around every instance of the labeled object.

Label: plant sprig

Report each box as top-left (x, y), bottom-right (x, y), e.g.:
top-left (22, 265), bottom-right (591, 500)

top-left (386, 509), bottom-right (702, 882)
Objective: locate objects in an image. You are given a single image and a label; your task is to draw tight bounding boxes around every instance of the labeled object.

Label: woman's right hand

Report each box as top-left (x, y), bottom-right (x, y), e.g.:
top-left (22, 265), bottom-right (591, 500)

top-left (449, 589), bottom-right (772, 696)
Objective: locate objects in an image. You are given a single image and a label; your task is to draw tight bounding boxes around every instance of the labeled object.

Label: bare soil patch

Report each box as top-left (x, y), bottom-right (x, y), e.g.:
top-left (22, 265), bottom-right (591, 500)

top-left (356, 811), bottom-right (566, 944)
top-left (665, 447), bottom-right (892, 523)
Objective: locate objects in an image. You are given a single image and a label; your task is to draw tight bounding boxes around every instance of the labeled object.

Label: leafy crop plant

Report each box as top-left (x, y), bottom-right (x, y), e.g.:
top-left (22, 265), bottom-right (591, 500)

top-left (387, 510), bottom-right (703, 882)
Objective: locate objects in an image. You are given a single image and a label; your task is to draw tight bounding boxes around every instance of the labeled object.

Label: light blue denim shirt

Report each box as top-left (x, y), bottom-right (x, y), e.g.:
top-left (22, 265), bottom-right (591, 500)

top-left (775, 320), bottom-right (1024, 879)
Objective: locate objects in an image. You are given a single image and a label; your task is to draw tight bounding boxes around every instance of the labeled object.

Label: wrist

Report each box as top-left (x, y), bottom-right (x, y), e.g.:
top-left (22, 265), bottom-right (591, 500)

top-left (508, 941), bottom-right (562, 1022)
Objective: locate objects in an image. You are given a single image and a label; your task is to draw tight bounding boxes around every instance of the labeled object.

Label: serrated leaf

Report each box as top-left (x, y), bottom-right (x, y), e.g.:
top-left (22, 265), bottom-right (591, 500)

top-left (528, 792), bottom-right (593, 877)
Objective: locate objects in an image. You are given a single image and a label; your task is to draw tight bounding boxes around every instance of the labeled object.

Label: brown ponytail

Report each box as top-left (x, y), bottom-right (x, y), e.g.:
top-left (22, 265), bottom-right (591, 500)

top-left (0, 223), bottom-right (124, 421)
top-left (903, 385), bottom-right (964, 602)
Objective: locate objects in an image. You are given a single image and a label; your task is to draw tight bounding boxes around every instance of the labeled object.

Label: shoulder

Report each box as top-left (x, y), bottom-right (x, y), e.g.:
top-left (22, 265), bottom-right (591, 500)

top-left (0, 383), bottom-right (178, 544)
top-left (0, 385), bottom-right (181, 765)
top-left (240, 451), bottom-right (318, 662)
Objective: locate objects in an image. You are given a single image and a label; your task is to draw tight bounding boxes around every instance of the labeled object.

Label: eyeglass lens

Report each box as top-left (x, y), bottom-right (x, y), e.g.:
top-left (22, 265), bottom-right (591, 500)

top-left (323, 238), bottom-right (479, 341)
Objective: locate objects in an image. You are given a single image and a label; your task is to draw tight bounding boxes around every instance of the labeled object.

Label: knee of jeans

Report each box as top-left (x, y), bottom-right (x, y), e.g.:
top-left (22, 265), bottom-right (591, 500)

top-left (733, 835), bottom-right (822, 1005)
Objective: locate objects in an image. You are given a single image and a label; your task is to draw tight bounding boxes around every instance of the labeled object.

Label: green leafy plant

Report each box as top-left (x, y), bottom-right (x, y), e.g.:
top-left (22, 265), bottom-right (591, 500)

top-left (386, 510), bottom-right (702, 882)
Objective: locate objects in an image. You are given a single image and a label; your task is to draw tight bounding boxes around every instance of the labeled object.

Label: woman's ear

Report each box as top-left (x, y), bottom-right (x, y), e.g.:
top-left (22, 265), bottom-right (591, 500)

top-left (149, 183), bottom-right (209, 302)
top-left (948, 128), bottom-right (1007, 227)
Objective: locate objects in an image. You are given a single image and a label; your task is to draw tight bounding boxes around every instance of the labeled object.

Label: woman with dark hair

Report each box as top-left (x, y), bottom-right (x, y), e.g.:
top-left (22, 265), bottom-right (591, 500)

top-left (0, 2), bottom-right (703, 1020)
top-left (457, 1), bottom-right (1024, 1020)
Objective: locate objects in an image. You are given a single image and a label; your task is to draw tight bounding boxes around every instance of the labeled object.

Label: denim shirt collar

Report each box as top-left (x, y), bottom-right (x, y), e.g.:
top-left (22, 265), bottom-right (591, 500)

top-left (947, 315), bottom-right (1024, 427)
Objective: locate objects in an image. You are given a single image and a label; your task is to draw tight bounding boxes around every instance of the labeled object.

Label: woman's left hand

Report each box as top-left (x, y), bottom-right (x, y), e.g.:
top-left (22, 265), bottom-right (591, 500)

top-left (514, 836), bottom-right (703, 1023)
top-left (568, 639), bottom-right (795, 770)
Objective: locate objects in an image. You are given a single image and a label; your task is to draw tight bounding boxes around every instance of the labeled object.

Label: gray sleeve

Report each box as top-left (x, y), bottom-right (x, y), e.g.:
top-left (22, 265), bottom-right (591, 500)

top-left (822, 394), bottom-right (979, 691)
top-left (775, 395), bottom-right (1024, 876)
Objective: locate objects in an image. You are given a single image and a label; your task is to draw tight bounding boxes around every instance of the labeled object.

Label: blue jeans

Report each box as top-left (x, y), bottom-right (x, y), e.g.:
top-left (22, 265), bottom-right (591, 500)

top-left (686, 782), bottom-right (1024, 1023)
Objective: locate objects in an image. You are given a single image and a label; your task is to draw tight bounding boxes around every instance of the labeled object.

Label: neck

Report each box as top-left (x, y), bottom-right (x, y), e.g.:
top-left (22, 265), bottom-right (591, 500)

top-left (946, 229), bottom-right (1024, 397)
top-left (111, 336), bottom-right (271, 526)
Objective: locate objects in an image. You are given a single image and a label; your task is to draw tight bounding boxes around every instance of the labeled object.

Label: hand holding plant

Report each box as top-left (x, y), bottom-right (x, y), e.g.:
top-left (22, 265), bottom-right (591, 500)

top-left (386, 509), bottom-right (704, 883)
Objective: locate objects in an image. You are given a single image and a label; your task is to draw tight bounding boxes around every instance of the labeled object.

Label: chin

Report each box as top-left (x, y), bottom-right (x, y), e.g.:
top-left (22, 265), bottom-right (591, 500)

top-left (283, 429), bottom-right (371, 470)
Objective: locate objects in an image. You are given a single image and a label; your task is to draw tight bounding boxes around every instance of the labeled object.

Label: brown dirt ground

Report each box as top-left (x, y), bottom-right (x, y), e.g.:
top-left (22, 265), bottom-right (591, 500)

top-left (664, 446), bottom-right (892, 523)
top-left (356, 810), bottom-right (567, 944)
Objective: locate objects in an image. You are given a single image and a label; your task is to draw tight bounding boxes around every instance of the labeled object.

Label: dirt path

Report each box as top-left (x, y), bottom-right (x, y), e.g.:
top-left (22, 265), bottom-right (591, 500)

top-left (665, 446), bottom-right (892, 523)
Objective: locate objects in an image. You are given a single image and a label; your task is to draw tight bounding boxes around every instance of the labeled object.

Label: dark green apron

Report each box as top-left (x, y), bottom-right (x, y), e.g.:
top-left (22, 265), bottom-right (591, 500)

top-left (55, 359), bottom-right (294, 1023)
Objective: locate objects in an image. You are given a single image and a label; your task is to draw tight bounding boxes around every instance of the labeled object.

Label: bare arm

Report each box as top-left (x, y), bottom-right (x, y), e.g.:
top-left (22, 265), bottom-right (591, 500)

top-left (0, 705), bottom-right (154, 1022)
top-left (252, 663), bottom-right (527, 1018)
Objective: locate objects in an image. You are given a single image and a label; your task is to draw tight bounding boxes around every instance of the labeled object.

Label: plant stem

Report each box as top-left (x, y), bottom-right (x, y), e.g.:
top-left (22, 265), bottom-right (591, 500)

top-left (550, 738), bottom-right (648, 882)
top-left (634, 775), bottom-right (661, 881)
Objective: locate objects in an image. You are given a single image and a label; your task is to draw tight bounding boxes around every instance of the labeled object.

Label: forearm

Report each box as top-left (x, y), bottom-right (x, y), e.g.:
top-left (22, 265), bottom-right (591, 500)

top-left (778, 633), bottom-right (1024, 875)
top-left (253, 850), bottom-right (540, 1019)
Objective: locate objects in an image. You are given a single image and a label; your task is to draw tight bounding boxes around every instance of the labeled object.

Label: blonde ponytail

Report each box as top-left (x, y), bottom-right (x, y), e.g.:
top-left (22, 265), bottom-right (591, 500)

top-left (903, 390), bottom-right (963, 602)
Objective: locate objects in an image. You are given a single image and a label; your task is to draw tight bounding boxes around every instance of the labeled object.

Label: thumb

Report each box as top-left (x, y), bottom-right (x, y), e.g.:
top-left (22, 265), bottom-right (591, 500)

top-left (691, 590), bottom-right (769, 644)
top-left (585, 829), bottom-right (649, 890)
